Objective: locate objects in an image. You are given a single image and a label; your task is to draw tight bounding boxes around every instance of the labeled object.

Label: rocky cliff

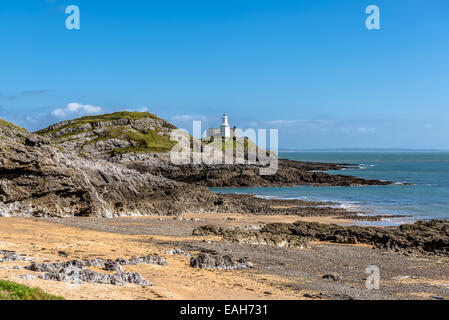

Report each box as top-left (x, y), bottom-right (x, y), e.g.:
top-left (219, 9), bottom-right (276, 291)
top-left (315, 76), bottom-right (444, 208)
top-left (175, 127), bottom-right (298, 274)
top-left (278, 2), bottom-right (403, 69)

top-left (0, 118), bottom-right (220, 217)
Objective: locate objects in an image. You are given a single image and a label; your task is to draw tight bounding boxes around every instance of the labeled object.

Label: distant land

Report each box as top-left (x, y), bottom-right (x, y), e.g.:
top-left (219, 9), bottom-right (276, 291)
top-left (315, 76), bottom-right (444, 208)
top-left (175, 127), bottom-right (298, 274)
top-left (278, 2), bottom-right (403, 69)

top-left (279, 148), bottom-right (449, 153)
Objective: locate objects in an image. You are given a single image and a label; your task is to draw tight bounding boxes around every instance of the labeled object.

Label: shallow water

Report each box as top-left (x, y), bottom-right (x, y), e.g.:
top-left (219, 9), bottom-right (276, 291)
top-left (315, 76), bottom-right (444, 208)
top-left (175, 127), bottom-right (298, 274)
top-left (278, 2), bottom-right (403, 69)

top-left (211, 152), bottom-right (449, 225)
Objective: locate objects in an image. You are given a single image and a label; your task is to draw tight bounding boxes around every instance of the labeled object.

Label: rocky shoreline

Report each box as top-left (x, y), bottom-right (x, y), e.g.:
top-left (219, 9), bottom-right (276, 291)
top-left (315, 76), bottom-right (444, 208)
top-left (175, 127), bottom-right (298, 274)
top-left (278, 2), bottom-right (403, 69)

top-left (193, 219), bottom-right (449, 257)
top-left (125, 157), bottom-right (393, 188)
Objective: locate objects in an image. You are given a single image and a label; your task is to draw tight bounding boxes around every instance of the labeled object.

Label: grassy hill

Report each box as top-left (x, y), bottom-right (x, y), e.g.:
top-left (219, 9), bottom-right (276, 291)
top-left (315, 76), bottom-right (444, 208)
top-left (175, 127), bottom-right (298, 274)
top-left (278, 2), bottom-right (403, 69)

top-left (35, 111), bottom-right (178, 157)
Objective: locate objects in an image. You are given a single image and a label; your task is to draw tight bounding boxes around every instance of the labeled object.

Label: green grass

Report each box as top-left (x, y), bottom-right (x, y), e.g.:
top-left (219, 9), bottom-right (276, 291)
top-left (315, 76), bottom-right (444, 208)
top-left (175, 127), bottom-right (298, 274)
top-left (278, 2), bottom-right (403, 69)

top-left (0, 119), bottom-right (27, 132)
top-left (33, 111), bottom-right (181, 155)
top-left (90, 126), bottom-right (178, 155)
top-left (205, 136), bottom-right (259, 154)
top-left (74, 111), bottom-right (161, 122)
top-left (35, 111), bottom-right (176, 135)
top-left (0, 280), bottom-right (64, 300)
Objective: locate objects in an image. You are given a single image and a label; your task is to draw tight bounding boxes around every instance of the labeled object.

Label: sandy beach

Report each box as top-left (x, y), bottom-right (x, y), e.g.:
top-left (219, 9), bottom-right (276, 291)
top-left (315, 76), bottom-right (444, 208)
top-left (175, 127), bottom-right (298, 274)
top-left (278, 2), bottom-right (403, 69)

top-left (1, 215), bottom-right (448, 300)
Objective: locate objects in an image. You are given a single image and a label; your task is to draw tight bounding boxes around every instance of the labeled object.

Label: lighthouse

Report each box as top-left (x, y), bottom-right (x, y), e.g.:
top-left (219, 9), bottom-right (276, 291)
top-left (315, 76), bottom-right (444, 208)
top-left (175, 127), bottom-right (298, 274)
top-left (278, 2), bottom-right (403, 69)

top-left (206, 113), bottom-right (239, 138)
top-left (220, 113), bottom-right (231, 138)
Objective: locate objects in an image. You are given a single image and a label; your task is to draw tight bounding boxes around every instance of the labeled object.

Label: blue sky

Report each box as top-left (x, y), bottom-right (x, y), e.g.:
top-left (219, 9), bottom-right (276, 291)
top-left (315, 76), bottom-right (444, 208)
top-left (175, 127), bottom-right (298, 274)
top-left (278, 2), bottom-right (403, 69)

top-left (0, 0), bottom-right (448, 149)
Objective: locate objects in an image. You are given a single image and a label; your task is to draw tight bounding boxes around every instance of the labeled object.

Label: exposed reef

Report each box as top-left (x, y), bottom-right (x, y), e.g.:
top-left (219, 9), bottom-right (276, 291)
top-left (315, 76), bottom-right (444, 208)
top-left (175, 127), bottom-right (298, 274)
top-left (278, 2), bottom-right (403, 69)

top-left (193, 219), bottom-right (449, 257)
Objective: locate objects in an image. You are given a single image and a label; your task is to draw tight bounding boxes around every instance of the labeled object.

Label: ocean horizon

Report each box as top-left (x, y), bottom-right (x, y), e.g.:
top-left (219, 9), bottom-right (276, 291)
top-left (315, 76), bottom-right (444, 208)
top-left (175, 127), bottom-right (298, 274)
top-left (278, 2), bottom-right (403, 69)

top-left (211, 151), bottom-right (449, 226)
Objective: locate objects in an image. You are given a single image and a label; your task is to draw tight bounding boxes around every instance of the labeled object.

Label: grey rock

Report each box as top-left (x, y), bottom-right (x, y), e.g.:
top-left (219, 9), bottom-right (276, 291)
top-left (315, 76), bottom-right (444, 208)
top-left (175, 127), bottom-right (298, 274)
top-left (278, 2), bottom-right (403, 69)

top-left (124, 254), bottom-right (168, 266)
top-left (190, 253), bottom-right (253, 270)
top-left (165, 249), bottom-right (190, 256)
top-left (25, 255), bottom-right (165, 287)
top-left (104, 260), bottom-right (123, 272)
top-left (36, 264), bottom-right (151, 286)
top-left (26, 262), bottom-right (59, 273)
top-left (0, 252), bottom-right (34, 262)
top-left (57, 251), bottom-right (69, 257)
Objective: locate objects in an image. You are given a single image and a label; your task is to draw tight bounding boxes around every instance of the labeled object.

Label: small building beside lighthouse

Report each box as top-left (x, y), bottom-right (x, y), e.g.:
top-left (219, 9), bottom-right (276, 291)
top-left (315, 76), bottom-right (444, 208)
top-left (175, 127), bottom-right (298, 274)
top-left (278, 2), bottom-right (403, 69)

top-left (207, 113), bottom-right (239, 138)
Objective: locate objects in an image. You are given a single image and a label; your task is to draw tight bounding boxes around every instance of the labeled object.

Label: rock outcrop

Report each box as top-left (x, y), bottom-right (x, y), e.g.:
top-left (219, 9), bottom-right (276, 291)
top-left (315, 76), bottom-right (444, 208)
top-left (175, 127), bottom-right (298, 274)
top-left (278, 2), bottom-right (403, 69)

top-left (190, 253), bottom-right (253, 270)
top-left (193, 224), bottom-right (310, 249)
top-left (165, 248), bottom-right (190, 256)
top-left (0, 250), bottom-right (34, 262)
top-left (26, 255), bottom-right (167, 271)
top-left (29, 264), bottom-right (152, 286)
top-left (0, 119), bottom-right (217, 217)
top-left (24, 255), bottom-right (169, 286)
top-left (193, 219), bottom-right (449, 257)
top-left (126, 159), bottom-right (391, 187)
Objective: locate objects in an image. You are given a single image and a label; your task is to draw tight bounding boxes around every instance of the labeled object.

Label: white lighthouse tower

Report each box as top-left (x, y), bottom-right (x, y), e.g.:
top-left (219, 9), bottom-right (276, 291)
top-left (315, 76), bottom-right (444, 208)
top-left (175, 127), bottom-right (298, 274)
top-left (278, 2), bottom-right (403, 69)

top-left (220, 113), bottom-right (231, 138)
top-left (206, 113), bottom-right (239, 138)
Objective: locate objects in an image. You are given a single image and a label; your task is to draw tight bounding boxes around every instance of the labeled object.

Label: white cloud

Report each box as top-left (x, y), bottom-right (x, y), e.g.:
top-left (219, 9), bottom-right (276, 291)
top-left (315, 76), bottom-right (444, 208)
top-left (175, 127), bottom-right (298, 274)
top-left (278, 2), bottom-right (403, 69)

top-left (25, 115), bottom-right (40, 123)
top-left (341, 127), bottom-right (376, 134)
top-left (52, 102), bottom-right (102, 118)
top-left (357, 127), bottom-right (376, 133)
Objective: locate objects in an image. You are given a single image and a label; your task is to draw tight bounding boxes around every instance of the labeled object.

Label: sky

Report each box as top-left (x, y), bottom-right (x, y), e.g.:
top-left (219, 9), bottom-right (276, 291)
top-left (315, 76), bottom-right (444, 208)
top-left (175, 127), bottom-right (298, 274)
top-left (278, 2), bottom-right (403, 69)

top-left (0, 0), bottom-right (448, 149)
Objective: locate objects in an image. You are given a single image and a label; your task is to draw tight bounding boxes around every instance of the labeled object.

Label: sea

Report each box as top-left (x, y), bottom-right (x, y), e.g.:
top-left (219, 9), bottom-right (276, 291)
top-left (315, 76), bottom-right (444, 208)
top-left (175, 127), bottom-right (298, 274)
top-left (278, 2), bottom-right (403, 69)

top-left (211, 152), bottom-right (449, 226)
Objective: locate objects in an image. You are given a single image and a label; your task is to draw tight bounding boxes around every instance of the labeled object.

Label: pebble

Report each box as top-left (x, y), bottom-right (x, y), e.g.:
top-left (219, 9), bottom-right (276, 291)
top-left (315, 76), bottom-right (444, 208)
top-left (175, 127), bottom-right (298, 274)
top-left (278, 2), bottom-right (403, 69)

top-left (322, 273), bottom-right (342, 281)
